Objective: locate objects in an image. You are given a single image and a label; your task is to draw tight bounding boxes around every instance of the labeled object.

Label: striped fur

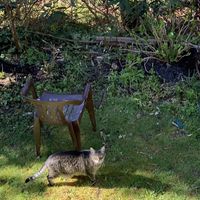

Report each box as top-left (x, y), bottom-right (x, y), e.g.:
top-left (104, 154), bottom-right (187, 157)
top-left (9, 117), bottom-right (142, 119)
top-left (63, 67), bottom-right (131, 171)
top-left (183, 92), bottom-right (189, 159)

top-left (25, 146), bottom-right (105, 185)
top-left (25, 164), bottom-right (47, 183)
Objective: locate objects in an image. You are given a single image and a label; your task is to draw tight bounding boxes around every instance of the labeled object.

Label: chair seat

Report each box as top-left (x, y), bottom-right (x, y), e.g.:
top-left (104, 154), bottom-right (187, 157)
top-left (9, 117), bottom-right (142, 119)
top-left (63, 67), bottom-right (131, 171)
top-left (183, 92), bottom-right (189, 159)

top-left (39, 92), bottom-right (85, 122)
top-left (21, 77), bottom-right (96, 156)
top-left (39, 92), bottom-right (83, 102)
top-left (63, 103), bottom-right (84, 122)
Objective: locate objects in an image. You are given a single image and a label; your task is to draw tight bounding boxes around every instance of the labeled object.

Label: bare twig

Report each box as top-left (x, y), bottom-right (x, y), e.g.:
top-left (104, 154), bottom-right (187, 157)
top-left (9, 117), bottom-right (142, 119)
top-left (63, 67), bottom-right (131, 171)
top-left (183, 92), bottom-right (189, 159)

top-left (80, 0), bottom-right (99, 21)
top-left (22, 0), bottom-right (40, 25)
top-left (25, 30), bottom-right (97, 44)
top-left (119, 48), bottom-right (157, 55)
top-left (196, 61), bottom-right (200, 79)
top-left (23, 31), bottom-right (200, 53)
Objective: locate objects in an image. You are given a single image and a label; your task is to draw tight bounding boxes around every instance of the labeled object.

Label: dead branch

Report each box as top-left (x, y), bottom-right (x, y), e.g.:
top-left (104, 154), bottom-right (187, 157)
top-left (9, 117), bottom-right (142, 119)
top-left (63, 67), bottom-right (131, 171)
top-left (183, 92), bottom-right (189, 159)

top-left (25, 30), bottom-right (97, 45)
top-left (80, 0), bottom-right (99, 21)
top-left (24, 32), bottom-right (200, 54)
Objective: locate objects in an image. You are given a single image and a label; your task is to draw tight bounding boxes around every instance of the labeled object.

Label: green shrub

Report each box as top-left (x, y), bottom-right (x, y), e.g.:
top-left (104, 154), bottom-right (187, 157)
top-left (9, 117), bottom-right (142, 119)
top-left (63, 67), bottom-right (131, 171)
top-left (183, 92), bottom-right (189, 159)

top-left (132, 15), bottom-right (194, 64)
top-left (20, 47), bottom-right (48, 66)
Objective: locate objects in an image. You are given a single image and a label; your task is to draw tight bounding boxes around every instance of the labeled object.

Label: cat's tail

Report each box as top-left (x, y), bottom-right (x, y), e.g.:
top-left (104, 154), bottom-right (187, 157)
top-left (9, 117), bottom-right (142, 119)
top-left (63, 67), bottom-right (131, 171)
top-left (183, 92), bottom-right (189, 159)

top-left (25, 164), bottom-right (47, 183)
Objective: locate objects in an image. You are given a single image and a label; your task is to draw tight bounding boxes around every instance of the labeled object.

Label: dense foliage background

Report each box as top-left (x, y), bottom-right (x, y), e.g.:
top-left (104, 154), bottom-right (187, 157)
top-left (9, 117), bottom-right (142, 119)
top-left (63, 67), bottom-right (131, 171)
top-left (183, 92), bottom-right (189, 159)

top-left (1, 1), bottom-right (200, 200)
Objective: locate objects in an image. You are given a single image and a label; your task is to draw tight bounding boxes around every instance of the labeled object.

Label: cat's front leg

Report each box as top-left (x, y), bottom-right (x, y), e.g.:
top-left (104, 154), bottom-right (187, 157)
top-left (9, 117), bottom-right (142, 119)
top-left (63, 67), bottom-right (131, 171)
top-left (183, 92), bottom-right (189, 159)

top-left (47, 170), bottom-right (58, 186)
top-left (47, 175), bottom-right (54, 186)
top-left (87, 173), bottom-right (96, 185)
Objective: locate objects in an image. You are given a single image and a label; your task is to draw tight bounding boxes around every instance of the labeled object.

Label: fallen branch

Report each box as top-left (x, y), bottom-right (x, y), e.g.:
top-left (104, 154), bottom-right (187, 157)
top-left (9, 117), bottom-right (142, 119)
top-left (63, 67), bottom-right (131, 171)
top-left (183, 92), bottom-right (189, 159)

top-left (24, 32), bottom-right (200, 52)
top-left (25, 30), bottom-right (97, 44)
top-left (95, 36), bottom-right (156, 45)
top-left (185, 42), bottom-right (200, 50)
top-left (196, 61), bottom-right (200, 79)
top-left (119, 48), bottom-right (157, 55)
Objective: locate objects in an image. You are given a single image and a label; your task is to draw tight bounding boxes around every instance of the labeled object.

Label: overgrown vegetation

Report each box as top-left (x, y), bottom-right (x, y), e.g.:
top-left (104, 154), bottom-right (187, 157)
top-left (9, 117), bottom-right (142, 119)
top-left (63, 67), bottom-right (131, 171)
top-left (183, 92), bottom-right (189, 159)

top-left (1, 0), bottom-right (200, 199)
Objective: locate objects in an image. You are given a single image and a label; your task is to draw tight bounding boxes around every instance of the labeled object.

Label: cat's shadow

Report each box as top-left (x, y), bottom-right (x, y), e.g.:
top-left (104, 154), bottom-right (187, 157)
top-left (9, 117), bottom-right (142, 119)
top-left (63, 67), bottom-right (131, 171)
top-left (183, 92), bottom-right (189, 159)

top-left (53, 175), bottom-right (93, 187)
top-left (53, 173), bottom-right (170, 194)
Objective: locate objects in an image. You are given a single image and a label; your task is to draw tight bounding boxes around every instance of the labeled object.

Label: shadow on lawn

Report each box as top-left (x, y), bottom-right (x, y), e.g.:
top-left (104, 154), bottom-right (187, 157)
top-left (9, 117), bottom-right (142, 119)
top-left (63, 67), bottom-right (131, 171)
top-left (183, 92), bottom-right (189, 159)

top-left (0, 165), bottom-right (169, 196)
top-left (52, 173), bottom-right (170, 195)
top-left (0, 174), bottom-right (47, 196)
top-left (1, 107), bottom-right (200, 197)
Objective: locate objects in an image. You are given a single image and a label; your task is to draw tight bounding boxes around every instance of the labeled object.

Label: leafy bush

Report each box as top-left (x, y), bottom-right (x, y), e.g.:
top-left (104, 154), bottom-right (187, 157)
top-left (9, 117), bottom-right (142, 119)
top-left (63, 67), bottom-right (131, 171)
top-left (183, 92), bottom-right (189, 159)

top-left (20, 47), bottom-right (48, 66)
top-left (0, 71), bottom-right (5, 79)
top-left (119, 0), bottom-right (148, 29)
top-left (108, 53), bottom-right (144, 95)
top-left (0, 28), bottom-right (12, 46)
top-left (0, 84), bottom-right (21, 107)
top-left (132, 15), bottom-right (194, 64)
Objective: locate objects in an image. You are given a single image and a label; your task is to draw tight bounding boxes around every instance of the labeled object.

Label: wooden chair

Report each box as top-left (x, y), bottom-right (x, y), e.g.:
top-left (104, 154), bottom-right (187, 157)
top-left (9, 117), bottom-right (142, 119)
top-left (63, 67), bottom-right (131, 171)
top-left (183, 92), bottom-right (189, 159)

top-left (21, 77), bottom-right (96, 157)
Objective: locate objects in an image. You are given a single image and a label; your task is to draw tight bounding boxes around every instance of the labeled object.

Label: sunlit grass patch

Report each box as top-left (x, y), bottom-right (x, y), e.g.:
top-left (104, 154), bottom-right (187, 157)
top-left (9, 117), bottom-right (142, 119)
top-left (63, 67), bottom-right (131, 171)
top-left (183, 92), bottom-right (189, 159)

top-left (0, 97), bottom-right (200, 199)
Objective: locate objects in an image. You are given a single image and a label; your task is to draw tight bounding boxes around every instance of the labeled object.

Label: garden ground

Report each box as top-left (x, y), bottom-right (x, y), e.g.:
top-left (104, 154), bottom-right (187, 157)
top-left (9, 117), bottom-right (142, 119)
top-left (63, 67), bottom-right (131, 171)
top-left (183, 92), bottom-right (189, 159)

top-left (1, 95), bottom-right (200, 200)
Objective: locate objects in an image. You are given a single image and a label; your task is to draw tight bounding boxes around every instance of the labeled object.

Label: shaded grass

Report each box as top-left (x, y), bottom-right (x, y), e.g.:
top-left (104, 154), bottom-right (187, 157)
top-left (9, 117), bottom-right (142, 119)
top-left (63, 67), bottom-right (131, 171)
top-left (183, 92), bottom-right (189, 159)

top-left (0, 97), bottom-right (200, 199)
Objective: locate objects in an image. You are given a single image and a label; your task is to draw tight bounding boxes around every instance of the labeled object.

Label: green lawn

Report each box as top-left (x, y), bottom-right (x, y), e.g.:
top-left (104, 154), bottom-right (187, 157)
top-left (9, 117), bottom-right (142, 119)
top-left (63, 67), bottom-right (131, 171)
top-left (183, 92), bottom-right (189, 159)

top-left (0, 97), bottom-right (200, 200)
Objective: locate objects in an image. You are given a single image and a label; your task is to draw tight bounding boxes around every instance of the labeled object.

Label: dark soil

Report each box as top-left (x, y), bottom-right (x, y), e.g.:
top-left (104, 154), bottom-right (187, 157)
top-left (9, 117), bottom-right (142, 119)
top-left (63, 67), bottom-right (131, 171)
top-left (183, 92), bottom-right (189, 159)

top-left (0, 58), bottom-right (39, 76)
top-left (1, 47), bottom-right (199, 83)
top-left (142, 48), bottom-right (199, 83)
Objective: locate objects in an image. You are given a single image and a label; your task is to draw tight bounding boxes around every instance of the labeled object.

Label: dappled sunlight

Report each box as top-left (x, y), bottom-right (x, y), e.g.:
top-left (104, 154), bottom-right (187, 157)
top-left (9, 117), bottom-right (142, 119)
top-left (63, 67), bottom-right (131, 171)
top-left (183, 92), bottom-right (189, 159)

top-left (0, 0), bottom-right (200, 199)
top-left (1, 98), bottom-right (200, 199)
top-left (0, 163), bottom-right (197, 200)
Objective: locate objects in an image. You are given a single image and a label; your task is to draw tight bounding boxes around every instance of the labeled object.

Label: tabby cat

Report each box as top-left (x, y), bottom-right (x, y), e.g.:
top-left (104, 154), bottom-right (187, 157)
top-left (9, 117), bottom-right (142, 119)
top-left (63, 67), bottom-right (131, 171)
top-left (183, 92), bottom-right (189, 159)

top-left (25, 146), bottom-right (105, 186)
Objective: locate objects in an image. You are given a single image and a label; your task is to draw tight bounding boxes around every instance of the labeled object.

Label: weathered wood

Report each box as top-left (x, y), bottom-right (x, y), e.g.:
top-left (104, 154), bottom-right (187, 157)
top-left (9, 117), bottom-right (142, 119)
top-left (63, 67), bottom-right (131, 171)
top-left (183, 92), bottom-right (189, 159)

top-left (21, 77), bottom-right (96, 156)
top-left (96, 36), bottom-right (134, 44)
top-left (22, 31), bottom-right (200, 51)
top-left (95, 36), bottom-right (157, 45)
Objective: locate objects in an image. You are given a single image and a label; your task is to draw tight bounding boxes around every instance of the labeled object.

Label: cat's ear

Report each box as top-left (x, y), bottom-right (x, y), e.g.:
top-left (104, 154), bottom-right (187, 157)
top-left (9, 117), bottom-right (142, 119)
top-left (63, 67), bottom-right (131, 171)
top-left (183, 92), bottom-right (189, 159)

top-left (90, 147), bottom-right (95, 154)
top-left (100, 146), bottom-right (105, 154)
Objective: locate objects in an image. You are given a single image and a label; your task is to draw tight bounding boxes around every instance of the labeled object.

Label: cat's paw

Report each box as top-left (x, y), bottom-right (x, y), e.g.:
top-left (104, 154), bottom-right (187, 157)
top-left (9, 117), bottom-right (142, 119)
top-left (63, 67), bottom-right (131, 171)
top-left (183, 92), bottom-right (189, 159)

top-left (91, 180), bottom-right (96, 186)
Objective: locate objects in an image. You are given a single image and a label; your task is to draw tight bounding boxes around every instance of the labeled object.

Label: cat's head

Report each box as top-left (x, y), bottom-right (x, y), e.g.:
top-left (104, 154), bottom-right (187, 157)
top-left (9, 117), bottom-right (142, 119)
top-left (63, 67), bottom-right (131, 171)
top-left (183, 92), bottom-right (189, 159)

top-left (89, 146), bottom-right (106, 165)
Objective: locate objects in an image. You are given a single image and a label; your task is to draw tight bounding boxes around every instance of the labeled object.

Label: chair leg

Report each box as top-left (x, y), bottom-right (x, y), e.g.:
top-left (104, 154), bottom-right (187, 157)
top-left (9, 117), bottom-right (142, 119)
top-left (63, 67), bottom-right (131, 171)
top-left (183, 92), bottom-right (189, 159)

top-left (33, 117), bottom-right (41, 157)
top-left (72, 121), bottom-right (81, 151)
top-left (67, 123), bottom-right (79, 151)
top-left (86, 90), bottom-right (96, 131)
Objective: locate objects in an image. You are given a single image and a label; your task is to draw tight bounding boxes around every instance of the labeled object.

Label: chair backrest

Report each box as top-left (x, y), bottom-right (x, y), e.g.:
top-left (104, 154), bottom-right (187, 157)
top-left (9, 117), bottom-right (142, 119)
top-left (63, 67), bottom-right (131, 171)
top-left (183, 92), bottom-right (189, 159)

top-left (28, 99), bottom-right (82, 125)
top-left (21, 77), bottom-right (84, 125)
top-left (83, 83), bottom-right (91, 100)
top-left (21, 77), bottom-right (37, 99)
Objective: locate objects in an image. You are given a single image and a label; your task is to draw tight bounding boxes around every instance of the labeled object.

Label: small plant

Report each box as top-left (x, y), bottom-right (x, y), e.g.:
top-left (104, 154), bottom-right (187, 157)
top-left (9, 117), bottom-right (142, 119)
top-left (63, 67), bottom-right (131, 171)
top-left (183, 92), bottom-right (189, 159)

top-left (107, 53), bottom-right (143, 95)
top-left (120, 66), bottom-right (144, 89)
top-left (132, 15), bottom-right (194, 64)
top-left (20, 47), bottom-right (48, 66)
top-left (107, 70), bottom-right (119, 96)
top-left (0, 85), bottom-right (21, 107)
top-left (108, 65), bottom-right (145, 97)
top-left (0, 71), bottom-right (5, 79)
